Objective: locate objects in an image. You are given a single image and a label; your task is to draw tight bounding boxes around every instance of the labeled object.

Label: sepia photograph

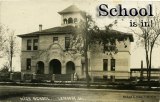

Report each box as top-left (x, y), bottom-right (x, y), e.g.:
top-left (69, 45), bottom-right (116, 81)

top-left (0, 0), bottom-right (159, 102)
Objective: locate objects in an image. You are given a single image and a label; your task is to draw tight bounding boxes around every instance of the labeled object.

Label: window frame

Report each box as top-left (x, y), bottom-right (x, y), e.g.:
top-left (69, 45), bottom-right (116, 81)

top-left (63, 18), bottom-right (68, 24)
top-left (65, 37), bottom-right (70, 50)
top-left (53, 37), bottom-right (58, 43)
top-left (68, 17), bottom-right (73, 24)
top-left (103, 59), bottom-right (108, 71)
top-left (74, 18), bottom-right (78, 23)
top-left (27, 39), bottom-right (32, 50)
top-left (111, 59), bottom-right (116, 71)
top-left (33, 39), bottom-right (38, 50)
top-left (26, 58), bottom-right (31, 70)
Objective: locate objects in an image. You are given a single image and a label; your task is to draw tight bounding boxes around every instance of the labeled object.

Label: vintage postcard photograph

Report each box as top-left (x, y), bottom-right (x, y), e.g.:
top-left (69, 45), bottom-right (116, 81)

top-left (0, 0), bottom-right (159, 102)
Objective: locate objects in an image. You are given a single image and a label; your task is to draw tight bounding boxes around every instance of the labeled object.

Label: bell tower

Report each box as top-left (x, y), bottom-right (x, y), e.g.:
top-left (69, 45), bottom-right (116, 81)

top-left (58, 5), bottom-right (86, 26)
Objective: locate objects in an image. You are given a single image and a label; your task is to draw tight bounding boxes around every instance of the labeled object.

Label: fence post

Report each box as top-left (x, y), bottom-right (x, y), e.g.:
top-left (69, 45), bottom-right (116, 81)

top-left (159, 77), bottom-right (160, 83)
top-left (130, 71), bottom-right (132, 79)
top-left (91, 76), bottom-right (94, 83)
top-left (33, 74), bottom-right (36, 80)
top-left (71, 74), bottom-right (74, 82)
top-left (10, 73), bottom-right (13, 81)
top-left (111, 76), bottom-right (115, 82)
top-left (52, 74), bottom-right (55, 81)
top-left (21, 73), bottom-right (24, 81)
top-left (135, 76), bottom-right (138, 84)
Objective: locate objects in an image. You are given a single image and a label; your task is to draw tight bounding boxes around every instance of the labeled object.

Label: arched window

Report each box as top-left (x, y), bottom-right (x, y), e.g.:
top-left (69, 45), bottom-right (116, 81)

top-left (74, 18), bottom-right (78, 23)
top-left (68, 17), bottom-right (73, 24)
top-left (66, 61), bottom-right (75, 74)
top-left (63, 18), bottom-right (67, 24)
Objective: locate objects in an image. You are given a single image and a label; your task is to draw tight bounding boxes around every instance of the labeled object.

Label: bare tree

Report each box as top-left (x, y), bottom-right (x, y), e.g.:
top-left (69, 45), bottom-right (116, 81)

top-left (131, 13), bottom-right (160, 82)
top-left (0, 62), bottom-right (10, 72)
top-left (4, 30), bottom-right (19, 72)
top-left (0, 24), bottom-right (6, 56)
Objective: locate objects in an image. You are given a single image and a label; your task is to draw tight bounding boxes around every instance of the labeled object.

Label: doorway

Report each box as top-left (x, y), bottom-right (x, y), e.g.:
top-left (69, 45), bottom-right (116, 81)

top-left (49, 59), bottom-right (61, 74)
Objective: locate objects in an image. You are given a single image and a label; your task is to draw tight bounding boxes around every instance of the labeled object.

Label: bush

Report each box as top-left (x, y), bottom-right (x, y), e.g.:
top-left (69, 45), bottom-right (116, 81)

top-left (31, 79), bottom-right (44, 83)
top-left (11, 72), bottom-right (21, 81)
top-left (34, 74), bottom-right (52, 82)
top-left (0, 64), bottom-right (9, 73)
top-left (23, 74), bottom-right (33, 81)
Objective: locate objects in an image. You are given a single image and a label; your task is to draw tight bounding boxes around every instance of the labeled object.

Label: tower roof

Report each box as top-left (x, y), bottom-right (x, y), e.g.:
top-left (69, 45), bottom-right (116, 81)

top-left (58, 5), bottom-right (82, 14)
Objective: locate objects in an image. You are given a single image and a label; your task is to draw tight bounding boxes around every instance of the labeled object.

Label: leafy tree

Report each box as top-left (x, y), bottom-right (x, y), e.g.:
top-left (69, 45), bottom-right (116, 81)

top-left (70, 14), bottom-right (128, 87)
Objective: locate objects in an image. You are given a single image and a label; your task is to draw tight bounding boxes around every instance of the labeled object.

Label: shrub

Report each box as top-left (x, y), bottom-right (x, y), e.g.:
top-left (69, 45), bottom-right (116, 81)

top-left (11, 72), bottom-right (21, 81)
top-left (0, 72), bottom-right (10, 82)
top-left (0, 64), bottom-right (9, 73)
top-left (23, 74), bottom-right (33, 81)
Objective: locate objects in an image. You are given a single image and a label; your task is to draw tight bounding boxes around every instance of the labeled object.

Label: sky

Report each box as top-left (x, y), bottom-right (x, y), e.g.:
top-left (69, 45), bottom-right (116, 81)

top-left (0, 0), bottom-right (160, 71)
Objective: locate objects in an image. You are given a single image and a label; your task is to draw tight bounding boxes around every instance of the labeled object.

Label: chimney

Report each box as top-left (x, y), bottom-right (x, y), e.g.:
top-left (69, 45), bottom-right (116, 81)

top-left (39, 24), bottom-right (42, 31)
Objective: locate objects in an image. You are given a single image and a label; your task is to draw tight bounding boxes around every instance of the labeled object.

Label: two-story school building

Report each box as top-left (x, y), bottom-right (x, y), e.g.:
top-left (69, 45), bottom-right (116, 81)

top-left (18, 5), bottom-right (134, 80)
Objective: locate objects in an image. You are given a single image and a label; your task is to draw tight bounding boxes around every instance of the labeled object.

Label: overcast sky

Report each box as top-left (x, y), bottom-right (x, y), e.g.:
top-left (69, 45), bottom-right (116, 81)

top-left (0, 0), bottom-right (160, 71)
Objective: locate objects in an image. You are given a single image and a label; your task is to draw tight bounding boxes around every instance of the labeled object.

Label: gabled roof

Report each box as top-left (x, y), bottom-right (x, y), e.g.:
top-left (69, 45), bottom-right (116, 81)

top-left (18, 26), bottom-right (76, 37)
top-left (58, 5), bottom-right (82, 14)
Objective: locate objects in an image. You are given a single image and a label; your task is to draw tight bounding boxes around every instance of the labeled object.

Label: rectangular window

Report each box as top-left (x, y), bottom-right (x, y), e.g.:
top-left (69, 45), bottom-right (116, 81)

top-left (103, 59), bottom-right (108, 79)
top-left (27, 39), bottom-right (32, 50)
top-left (111, 59), bottom-right (115, 71)
top-left (53, 37), bottom-right (58, 42)
top-left (103, 59), bottom-right (108, 71)
top-left (33, 39), bottom-right (38, 50)
top-left (26, 58), bottom-right (31, 70)
top-left (65, 37), bottom-right (70, 50)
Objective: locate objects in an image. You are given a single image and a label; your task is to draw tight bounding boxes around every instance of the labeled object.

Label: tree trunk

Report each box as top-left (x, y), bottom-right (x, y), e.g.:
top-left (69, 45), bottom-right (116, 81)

top-left (148, 47), bottom-right (153, 82)
top-left (84, 50), bottom-right (90, 87)
top-left (84, 31), bottom-right (90, 87)
top-left (146, 52), bottom-right (149, 81)
top-left (10, 57), bottom-right (12, 72)
top-left (10, 50), bottom-right (13, 72)
top-left (10, 40), bottom-right (13, 72)
top-left (84, 16), bottom-right (90, 88)
top-left (145, 43), bottom-right (149, 80)
top-left (140, 60), bottom-right (143, 81)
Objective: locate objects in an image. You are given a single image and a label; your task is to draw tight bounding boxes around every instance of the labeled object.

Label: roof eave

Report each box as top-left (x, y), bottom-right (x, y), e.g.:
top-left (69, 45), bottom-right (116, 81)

top-left (17, 32), bottom-right (74, 38)
top-left (58, 11), bottom-right (81, 15)
top-left (17, 35), bottom-right (38, 38)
